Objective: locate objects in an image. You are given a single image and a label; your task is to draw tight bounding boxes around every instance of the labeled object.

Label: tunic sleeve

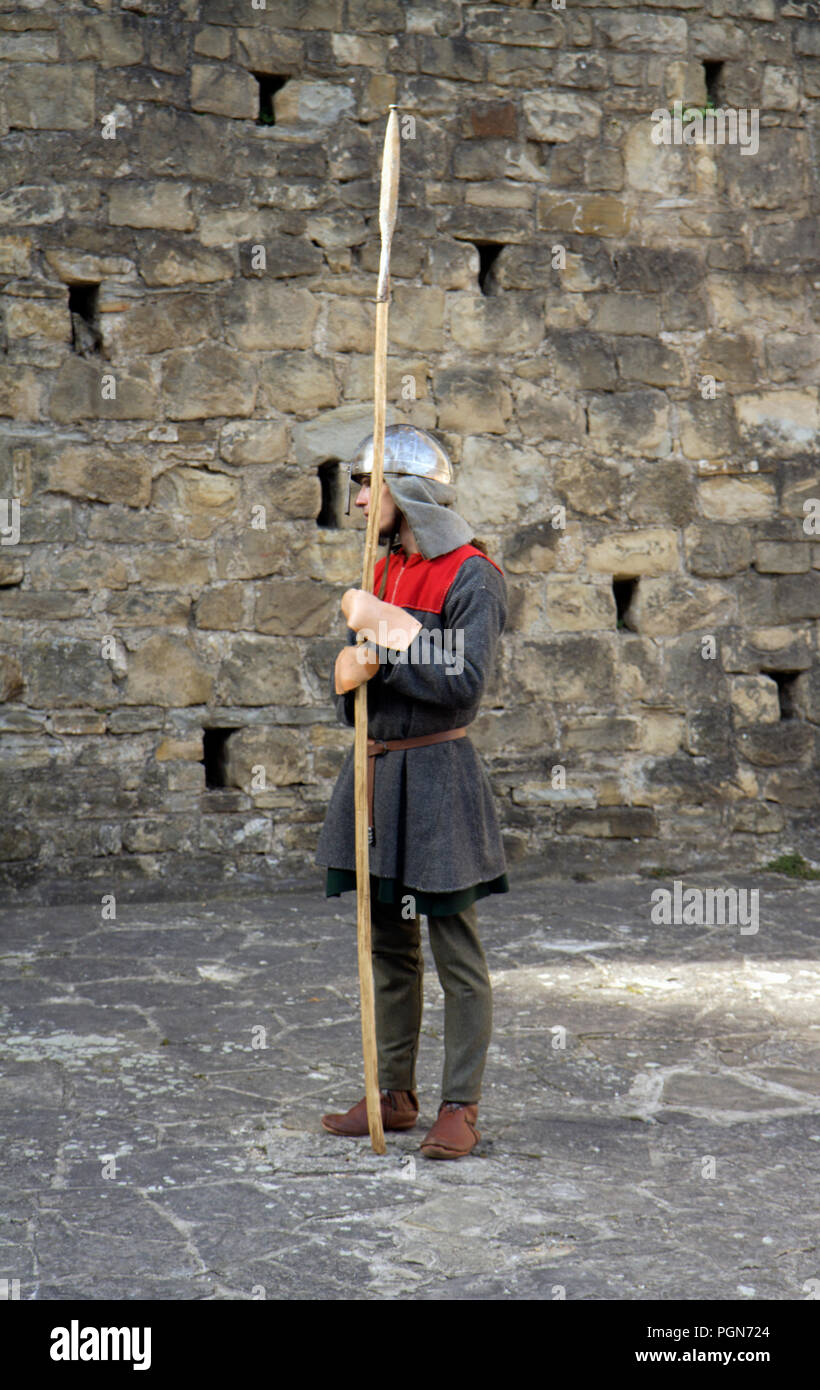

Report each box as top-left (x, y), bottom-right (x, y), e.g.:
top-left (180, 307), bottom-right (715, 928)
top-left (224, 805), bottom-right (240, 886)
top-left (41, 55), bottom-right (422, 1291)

top-left (373, 555), bottom-right (506, 711)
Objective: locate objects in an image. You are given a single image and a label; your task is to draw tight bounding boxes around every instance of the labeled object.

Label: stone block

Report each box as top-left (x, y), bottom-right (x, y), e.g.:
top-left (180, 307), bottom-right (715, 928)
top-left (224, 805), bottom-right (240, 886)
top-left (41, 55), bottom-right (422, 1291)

top-left (274, 79), bottom-right (355, 125)
top-left (597, 13), bottom-right (687, 51)
top-left (776, 572), bottom-right (820, 621)
top-left (523, 92), bottom-right (601, 144)
top-left (49, 359), bottom-right (159, 424)
top-left (552, 331), bottom-right (617, 390)
top-left (1, 64), bottom-right (95, 129)
top-left (448, 293), bottom-right (542, 353)
top-left (503, 520), bottom-right (563, 576)
top-left (214, 526), bottom-right (288, 581)
top-left (417, 37), bottom-right (486, 82)
top-left (678, 399), bottom-right (739, 461)
top-left (0, 31), bottom-right (59, 61)
top-left (588, 390), bottom-right (670, 457)
top-left (464, 181), bottom-right (534, 212)
top-left (134, 549), bottom-right (211, 592)
top-left (289, 529), bottom-right (364, 585)
top-left (106, 592), bottom-right (193, 627)
top-left (484, 45), bottom-right (556, 87)
top-left (46, 447), bottom-right (151, 508)
top-left (291, 402), bottom-right (388, 466)
top-left (235, 27), bottom-right (302, 69)
top-left (737, 724), bottom-right (814, 767)
top-left (61, 14), bottom-right (143, 66)
top-left (546, 578), bottom-right (615, 632)
top-left (706, 277), bottom-right (803, 336)
top-left (735, 391), bottom-right (820, 458)
top-left (0, 367), bottom-right (43, 421)
top-left (152, 467), bottom-right (240, 540)
top-left (257, 353), bottom-right (338, 415)
top-left (392, 286), bottom-right (445, 352)
top-left (194, 26), bottom-right (232, 60)
top-left (452, 140), bottom-right (545, 182)
top-left (28, 546), bottom-right (128, 592)
top-left (24, 638), bottom-right (119, 708)
top-left (139, 236), bottom-right (235, 287)
top-left (436, 367), bottom-right (511, 434)
top-left (697, 332), bottom-right (758, 385)
top-left (587, 529), bottom-right (679, 577)
top-left (623, 122), bottom-right (687, 198)
top-left (0, 556), bottom-right (23, 586)
top-left (464, 100), bottom-right (517, 140)
top-left (225, 283), bottom-right (318, 352)
top-left (216, 635), bottom-right (306, 706)
top-left (426, 241), bottom-right (480, 291)
top-left (557, 807), bottom-right (658, 838)
top-left (162, 346), bottom-right (256, 419)
top-left (537, 192), bottom-right (629, 237)
top-left (107, 183), bottom-right (195, 232)
top-left (590, 293), bottom-right (659, 336)
top-left (0, 590), bottom-right (89, 621)
top-left (514, 383), bottom-right (584, 441)
top-left (0, 236), bottom-right (32, 275)
top-left (722, 626), bottom-right (814, 676)
top-left (629, 575), bottom-right (735, 636)
top-left (554, 455), bottom-right (624, 518)
top-left (191, 64), bottom-right (258, 119)
top-left (224, 727), bottom-right (310, 790)
top-left (464, 7), bottom-right (563, 48)
top-left (514, 635), bottom-right (617, 705)
top-left (0, 181), bottom-right (64, 225)
top-left (458, 438), bottom-right (543, 528)
top-left (125, 634), bottom-right (212, 707)
top-left (697, 477), bottom-right (777, 522)
top-left (240, 468), bottom-right (322, 527)
top-left (3, 298), bottom-right (68, 346)
top-left (324, 297), bottom-right (376, 354)
top-left (616, 337), bottom-right (687, 387)
top-left (0, 652), bottom-right (23, 701)
top-left (764, 334), bottom-right (820, 386)
top-left (254, 580), bottom-right (338, 636)
top-left (731, 676), bottom-right (781, 727)
top-left (753, 542), bottom-right (811, 575)
top-left (684, 524), bottom-right (751, 578)
top-left (219, 421), bottom-right (289, 466)
top-left (730, 802), bottom-right (785, 834)
top-left (195, 583), bottom-right (247, 631)
top-left (105, 292), bottom-right (220, 357)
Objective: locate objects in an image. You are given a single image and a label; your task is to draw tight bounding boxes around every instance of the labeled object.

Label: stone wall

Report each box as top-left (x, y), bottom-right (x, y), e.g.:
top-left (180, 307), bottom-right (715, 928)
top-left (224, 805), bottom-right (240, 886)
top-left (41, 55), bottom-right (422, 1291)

top-left (1, 0), bottom-right (818, 899)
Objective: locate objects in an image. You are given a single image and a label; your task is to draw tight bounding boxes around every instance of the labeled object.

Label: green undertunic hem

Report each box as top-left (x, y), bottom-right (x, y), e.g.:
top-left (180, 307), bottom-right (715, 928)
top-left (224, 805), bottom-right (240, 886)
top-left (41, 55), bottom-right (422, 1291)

top-left (324, 867), bottom-right (510, 917)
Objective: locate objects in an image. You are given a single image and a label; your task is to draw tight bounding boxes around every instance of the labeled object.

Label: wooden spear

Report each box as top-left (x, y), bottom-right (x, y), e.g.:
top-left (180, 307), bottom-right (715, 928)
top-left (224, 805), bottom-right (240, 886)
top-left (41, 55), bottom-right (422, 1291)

top-left (353, 106), bottom-right (400, 1155)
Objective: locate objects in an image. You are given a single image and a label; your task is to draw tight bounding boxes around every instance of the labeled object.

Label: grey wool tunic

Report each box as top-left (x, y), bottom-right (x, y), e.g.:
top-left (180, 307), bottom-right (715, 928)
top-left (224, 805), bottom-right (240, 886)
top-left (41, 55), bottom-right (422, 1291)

top-left (314, 542), bottom-right (510, 897)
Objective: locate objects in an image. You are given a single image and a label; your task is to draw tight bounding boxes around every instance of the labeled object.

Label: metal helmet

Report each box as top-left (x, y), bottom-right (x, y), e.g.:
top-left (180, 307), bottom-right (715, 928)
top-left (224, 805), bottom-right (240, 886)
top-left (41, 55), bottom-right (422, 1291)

top-left (344, 424), bottom-right (452, 514)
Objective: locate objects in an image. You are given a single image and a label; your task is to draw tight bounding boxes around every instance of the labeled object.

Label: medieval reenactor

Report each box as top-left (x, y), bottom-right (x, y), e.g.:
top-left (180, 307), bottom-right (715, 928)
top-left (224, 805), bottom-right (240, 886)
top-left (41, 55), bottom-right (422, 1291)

top-left (315, 424), bottom-right (509, 1159)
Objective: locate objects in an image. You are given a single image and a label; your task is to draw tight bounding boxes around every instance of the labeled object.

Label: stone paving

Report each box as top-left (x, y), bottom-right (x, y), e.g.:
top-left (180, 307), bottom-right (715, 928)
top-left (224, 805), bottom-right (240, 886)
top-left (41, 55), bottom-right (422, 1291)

top-left (1, 862), bottom-right (818, 1301)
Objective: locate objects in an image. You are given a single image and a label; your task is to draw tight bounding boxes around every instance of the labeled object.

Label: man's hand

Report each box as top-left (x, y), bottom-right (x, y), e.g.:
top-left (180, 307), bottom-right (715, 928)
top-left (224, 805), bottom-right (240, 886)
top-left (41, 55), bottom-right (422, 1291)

top-left (334, 642), bottom-right (381, 694)
top-left (341, 588), bottom-right (422, 652)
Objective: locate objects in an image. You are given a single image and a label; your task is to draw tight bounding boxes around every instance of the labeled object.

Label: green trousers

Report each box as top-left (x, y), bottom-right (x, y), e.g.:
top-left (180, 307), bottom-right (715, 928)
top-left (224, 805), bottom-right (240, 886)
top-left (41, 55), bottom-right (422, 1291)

top-left (370, 892), bottom-right (493, 1105)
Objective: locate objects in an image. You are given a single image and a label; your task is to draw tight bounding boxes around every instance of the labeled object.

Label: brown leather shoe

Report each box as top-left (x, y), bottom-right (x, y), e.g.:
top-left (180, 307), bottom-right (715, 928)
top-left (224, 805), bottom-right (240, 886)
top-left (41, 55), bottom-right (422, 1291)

top-left (420, 1101), bottom-right (481, 1159)
top-left (321, 1089), bottom-right (418, 1137)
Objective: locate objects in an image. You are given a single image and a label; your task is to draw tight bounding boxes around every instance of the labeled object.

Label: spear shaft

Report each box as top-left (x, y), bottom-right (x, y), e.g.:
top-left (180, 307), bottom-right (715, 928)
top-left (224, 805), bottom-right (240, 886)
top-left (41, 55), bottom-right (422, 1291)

top-left (353, 106), bottom-right (400, 1155)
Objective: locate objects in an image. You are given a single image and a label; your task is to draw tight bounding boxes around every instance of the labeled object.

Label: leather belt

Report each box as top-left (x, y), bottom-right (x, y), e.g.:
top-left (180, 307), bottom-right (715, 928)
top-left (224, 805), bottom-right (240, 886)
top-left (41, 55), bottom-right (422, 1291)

top-left (366, 728), bottom-right (468, 845)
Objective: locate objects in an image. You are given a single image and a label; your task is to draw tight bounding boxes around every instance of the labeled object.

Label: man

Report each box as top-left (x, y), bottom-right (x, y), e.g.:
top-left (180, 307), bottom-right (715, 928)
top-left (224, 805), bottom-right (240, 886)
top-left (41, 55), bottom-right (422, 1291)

top-left (314, 424), bottom-right (509, 1159)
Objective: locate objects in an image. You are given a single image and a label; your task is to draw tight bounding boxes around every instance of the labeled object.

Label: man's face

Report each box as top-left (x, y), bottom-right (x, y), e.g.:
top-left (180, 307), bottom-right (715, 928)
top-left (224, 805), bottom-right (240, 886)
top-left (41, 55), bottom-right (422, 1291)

top-left (353, 477), bottom-right (399, 539)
